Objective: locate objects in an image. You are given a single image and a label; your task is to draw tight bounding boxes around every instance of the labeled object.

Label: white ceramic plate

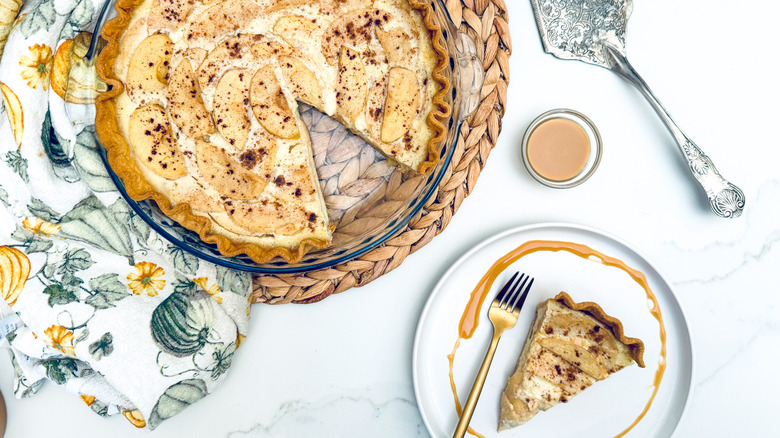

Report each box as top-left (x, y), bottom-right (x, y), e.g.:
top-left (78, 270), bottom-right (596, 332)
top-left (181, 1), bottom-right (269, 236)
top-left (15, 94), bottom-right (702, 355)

top-left (413, 223), bottom-right (694, 438)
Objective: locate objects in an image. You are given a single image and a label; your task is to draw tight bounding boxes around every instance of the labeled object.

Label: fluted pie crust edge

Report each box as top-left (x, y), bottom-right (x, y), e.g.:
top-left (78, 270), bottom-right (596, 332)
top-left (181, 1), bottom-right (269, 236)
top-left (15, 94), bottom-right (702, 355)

top-left (554, 291), bottom-right (645, 367)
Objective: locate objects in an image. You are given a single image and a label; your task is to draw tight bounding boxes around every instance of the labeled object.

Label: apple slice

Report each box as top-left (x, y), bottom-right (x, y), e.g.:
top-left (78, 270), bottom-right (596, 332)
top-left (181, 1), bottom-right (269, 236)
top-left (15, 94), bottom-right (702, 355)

top-left (195, 140), bottom-right (266, 200)
top-left (186, 0), bottom-right (262, 43)
top-left (147, 0), bottom-right (194, 32)
top-left (240, 133), bottom-right (279, 178)
top-left (321, 9), bottom-right (391, 64)
top-left (126, 33), bottom-right (173, 101)
top-left (182, 48), bottom-right (208, 69)
top-left (278, 56), bottom-right (322, 107)
top-left (129, 104), bottom-right (187, 180)
top-left (381, 67), bottom-right (420, 143)
top-left (364, 75), bottom-right (388, 140)
top-left (167, 59), bottom-right (214, 139)
top-left (250, 40), bottom-right (293, 59)
top-left (168, 179), bottom-right (222, 213)
top-left (198, 34), bottom-right (290, 92)
top-left (225, 200), bottom-right (309, 236)
top-left (335, 46), bottom-right (367, 123)
top-left (250, 64), bottom-right (299, 139)
top-left (213, 69), bottom-right (251, 150)
top-left (271, 157), bottom-right (317, 203)
top-left (273, 15), bottom-right (318, 45)
top-left (376, 26), bottom-right (414, 65)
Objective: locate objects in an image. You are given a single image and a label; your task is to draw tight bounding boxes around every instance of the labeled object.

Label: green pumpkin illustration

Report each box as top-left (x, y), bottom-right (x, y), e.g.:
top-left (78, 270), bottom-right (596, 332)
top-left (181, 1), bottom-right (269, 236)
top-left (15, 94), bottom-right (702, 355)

top-left (148, 378), bottom-right (208, 429)
top-left (150, 289), bottom-right (215, 356)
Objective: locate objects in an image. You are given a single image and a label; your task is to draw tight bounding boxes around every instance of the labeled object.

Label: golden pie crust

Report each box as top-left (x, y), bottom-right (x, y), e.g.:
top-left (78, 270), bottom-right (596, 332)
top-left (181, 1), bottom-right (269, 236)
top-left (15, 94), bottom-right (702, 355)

top-left (95, 0), bottom-right (451, 263)
top-left (498, 292), bottom-right (645, 431)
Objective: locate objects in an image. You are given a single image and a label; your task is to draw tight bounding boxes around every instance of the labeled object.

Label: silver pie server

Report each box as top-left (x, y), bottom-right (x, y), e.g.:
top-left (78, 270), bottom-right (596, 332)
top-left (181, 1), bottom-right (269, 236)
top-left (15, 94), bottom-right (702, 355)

top-left (529, 0), bottom-right (745, 218)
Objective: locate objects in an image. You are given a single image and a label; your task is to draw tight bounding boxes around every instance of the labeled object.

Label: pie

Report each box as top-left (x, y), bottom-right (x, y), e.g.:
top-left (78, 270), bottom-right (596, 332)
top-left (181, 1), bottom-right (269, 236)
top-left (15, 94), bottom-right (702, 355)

top-left (95, 0), bottom-right (450, 263)
top-left (498, 292), bottom-right (645, 431)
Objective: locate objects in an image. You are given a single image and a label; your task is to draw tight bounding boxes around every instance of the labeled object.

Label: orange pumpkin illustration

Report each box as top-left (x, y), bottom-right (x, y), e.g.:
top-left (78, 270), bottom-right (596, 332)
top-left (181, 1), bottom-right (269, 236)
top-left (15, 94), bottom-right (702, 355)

top-left (51, 32), bottom-right (107, 104)
top-left (122, 409), bottom-right (146, 428)
top-left (0, 82), bottom-right (23, 148)
top-left (0, 245), bottom-right (31, 306)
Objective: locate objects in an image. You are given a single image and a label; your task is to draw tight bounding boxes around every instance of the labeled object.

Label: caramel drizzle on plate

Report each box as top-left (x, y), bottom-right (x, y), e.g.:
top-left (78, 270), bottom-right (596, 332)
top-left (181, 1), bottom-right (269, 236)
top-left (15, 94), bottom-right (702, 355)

top-left (446, 240), bottom-right (667, 437)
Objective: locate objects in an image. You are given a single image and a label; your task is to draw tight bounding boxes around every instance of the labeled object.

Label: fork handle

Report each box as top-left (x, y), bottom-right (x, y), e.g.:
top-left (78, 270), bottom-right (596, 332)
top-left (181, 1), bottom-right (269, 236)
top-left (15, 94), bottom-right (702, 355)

top-left (453, 328), bottom-right (504, 438)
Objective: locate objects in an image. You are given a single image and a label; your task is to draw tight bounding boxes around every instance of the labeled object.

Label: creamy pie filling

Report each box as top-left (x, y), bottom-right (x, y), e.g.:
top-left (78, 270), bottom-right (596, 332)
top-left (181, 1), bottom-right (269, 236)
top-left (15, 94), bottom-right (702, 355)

top-left (112, 0), bottom-right (441, 250)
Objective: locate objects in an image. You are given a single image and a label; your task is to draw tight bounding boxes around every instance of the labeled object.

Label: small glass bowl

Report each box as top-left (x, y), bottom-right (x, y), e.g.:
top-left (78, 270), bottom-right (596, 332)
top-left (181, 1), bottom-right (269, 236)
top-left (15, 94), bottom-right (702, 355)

top-left (521, 108), bottom-right (602, 189)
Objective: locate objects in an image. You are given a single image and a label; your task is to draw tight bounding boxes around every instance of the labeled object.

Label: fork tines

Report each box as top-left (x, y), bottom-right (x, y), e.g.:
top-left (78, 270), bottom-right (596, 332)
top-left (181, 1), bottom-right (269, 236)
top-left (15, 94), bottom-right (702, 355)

top-left (495, 272), bottom-right (534, 313)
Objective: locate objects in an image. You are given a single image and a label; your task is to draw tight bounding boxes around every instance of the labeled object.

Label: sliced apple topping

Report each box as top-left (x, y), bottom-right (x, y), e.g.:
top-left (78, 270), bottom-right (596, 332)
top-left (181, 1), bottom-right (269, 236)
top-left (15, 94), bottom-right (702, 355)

top-left (126, 33), bottom-right (173, 102)
top-left (197, 34), bottom-right (293, 93)
top-left (249, 39), bottom-right (293, 59)
top-left (381, 67), bottom-right (420, 143)
top-left (320, 8), bottom-right (391, 64)
top-left (278, 56), bottom-right (322, 107)
top-left (273, 15), bottom-right (318, 45)
top-left (225, 200), bottom-right (312, 236)
top-left (250, 64), bottom-right (300, 139)
top-left (213, 69), bottom-right (251, 150)
top-left (186, 0), bottom-right (262, 43)
top-left (365, 75), bottom-right (388, 140)
top-left (167, 59), bottom-right (214, 139)
top-left (376, 26), bottom-right (414, 65)
top-left (272, 161), bottom-right (318, 203)
top-left (335, 46), bottom-right (367, 123)
top-left (182, 48), bottom-right (208, 70)
top-left (198, 34), bottom-right (264, 91)
top-left (195, 140), bottom-right (266, 200)
top-left (129, 104), bottom-right (187, 180)
top-left (147, 0), bottom-right (195, 33)
top-left (241, 133), bottom-right (279, 177)
top-left (168, 179), bottom-right (222, 213)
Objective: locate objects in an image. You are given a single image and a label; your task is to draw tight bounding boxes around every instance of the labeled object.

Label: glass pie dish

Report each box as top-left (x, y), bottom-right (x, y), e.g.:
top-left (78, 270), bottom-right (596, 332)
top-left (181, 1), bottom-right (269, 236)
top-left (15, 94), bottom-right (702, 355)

top-left (71, 0), bottom-right (481, 274)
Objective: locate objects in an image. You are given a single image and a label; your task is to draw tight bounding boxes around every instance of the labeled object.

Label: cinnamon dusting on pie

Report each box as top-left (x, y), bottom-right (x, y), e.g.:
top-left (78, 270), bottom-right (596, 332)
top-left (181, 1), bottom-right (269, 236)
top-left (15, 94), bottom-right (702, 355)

top-left (95, 0), bottom-right (451, 263)
top-left (498, 292), bottom-right (645, 431)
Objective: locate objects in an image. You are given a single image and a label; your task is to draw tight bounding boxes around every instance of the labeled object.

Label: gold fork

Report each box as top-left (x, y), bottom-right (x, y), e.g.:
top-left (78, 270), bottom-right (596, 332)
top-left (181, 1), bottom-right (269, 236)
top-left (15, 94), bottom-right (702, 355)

top-left (453, 272), bottom-right (534, 438)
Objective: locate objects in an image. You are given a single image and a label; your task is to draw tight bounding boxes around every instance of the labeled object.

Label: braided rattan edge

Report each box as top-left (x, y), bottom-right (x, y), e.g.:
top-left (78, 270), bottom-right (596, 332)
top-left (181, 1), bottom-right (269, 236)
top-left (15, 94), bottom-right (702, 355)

top-left (251, 0), bottom-right (511, 304)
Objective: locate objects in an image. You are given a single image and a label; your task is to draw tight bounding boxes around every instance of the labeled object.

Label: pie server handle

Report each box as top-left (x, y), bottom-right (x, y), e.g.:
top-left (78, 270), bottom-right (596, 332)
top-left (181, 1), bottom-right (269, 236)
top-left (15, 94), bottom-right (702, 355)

top-left (604, 44), bottom-right (745, 218)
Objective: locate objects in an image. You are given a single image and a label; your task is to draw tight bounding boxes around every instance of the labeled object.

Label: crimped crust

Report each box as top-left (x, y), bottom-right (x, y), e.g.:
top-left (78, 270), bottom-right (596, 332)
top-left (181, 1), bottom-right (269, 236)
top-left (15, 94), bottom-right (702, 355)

top-left (554, 291), bottom-right (645, 367)
top-left (408, 0), bottom-right (451, 175)
top-left (95, 0), bottom-right (451, 264)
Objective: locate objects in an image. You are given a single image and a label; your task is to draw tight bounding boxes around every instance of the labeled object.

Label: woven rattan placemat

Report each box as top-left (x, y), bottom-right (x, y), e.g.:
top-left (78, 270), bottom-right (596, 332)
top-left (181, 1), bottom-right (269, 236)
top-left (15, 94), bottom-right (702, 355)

top-left (251, 0), bottom-right (511, 304)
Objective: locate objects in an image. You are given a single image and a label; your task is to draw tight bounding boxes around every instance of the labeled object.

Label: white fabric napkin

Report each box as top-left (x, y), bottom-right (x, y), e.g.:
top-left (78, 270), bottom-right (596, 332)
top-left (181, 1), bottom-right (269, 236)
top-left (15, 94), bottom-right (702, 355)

top-left (0, 0), bottom-right (252, 429)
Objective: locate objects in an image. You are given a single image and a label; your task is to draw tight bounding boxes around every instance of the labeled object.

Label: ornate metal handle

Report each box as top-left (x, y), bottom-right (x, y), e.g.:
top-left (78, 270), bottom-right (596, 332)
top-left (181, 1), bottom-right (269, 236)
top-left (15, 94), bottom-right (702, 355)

top-left (604, 45), bottom-right (745, 218)
top-left (433, 0), bottom-right (484, 121)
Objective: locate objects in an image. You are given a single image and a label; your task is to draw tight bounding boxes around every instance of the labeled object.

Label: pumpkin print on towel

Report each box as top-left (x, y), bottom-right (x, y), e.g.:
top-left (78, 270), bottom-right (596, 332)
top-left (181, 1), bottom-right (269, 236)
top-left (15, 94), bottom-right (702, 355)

top-left (0, 245), bottom-right (31, 306)
top-left (151, 288), bottom-right (215, 357)
top-left (148, 379), bottom-right (207, 430)
top-left (0, 0), bottom-right (252, 429)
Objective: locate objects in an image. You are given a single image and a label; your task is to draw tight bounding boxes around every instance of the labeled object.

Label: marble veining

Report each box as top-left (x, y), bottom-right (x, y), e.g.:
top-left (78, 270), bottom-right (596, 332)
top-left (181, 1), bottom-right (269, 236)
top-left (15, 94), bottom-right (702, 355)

top-left (1, 0), bottom-right (778, 436)
top-left (224, 395), bottom-right (424, 437)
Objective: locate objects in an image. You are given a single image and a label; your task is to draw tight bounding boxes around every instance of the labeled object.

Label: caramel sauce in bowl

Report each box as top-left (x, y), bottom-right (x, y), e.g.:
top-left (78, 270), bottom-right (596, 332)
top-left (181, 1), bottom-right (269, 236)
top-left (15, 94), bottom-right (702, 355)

top-left (521, 109), bottom-right (602, 188)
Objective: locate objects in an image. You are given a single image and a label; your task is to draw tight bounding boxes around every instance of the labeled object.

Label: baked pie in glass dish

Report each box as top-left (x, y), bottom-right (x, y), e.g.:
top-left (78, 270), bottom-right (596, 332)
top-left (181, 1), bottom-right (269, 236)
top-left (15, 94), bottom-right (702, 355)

top-left (94, 0), bottom-right (459, 268)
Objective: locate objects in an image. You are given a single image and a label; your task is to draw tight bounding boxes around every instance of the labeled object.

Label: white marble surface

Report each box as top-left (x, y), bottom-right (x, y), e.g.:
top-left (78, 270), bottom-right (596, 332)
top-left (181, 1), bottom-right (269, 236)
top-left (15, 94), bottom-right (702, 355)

top-left (2, 0), bottom-right (779, 436)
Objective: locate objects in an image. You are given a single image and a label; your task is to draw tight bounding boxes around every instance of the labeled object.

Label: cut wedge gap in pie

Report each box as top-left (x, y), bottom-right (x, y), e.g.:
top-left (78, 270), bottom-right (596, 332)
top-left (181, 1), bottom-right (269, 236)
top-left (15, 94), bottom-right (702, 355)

top-left (498, 292), bottom-right (645, 432)
top-left (95, 0), bottom-right (451, 263)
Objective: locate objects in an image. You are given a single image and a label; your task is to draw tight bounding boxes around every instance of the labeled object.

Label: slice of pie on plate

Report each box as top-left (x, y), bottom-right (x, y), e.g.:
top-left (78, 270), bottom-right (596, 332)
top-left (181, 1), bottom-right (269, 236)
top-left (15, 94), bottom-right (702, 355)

top-left (498, 292), bottom-right (645, 431)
